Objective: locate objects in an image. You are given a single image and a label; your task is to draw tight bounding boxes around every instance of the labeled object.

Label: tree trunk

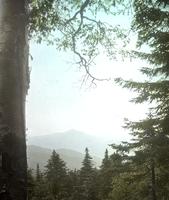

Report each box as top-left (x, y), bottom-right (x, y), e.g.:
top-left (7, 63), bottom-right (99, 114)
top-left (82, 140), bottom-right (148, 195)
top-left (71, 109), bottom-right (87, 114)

top-left (0, 0), bottom-right (28, 199)
top-left (151, 159), bottom-right (157, 200)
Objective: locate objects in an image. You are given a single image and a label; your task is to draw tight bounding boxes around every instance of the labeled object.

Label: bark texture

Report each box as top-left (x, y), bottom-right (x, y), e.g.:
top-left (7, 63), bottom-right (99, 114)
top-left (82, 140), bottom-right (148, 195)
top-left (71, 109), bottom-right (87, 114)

top-left (151, 160), bottom-right (157, 200)
top-left (0, 0), bottom-right (28, 199)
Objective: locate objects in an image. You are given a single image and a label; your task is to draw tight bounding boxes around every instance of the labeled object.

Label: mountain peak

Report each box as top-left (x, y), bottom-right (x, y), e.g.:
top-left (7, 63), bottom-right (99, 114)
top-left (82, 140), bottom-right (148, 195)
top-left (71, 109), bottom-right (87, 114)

top-left (28, 130), bottom-right (110, 157)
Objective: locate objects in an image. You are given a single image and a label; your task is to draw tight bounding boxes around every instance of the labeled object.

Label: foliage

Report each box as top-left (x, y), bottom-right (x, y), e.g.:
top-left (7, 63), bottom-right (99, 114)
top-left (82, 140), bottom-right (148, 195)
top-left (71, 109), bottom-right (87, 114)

top-left (27, 169), bottom-right (35, 200)
top-left (111, 114), bottom-right (169, 199)
top-left (45, 150), bottom-right (68, 200)
top-left (113, 1), bottom-right (169, 199)
top-left (115, 0), bottom-right (169, 117)
top-left (79, 148), bottom-right (98, 200)
top-left (28, 0), bottom-right (129, 82)
top-left (28, 148), bottom-right (100, 200)
top-left (98, 149), bottom-right (113, 200)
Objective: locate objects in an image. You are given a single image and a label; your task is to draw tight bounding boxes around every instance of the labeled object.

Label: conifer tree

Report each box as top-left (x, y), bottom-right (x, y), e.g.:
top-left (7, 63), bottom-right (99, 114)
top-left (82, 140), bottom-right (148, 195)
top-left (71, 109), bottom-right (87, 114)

top-left (114, 1), bottom-right (169, 199)
top-left (98, 149), bottom-right (112, 200)
top-left (36, 164), bottom-right (42, 182)
top-left (30, 165), bottom-right (49, 200)
top-left (80, 148), bottom-right (98, 200)
top-left (100, 149), bottom-right (110, 172)
top-left (27, 169), bottom-right (35, 200)
top-left (115, 0), bottom-right (169, 156)
top-left (66, 169), bottom-right (81, 200)
top-left (115, 0), bottom-right (169, 122)
top-left (45, 150), bottom-right (68, 200)
top-left (80, 148), bottom-right (93, 178)
top-left (111, 115), bottom-right (169, 199)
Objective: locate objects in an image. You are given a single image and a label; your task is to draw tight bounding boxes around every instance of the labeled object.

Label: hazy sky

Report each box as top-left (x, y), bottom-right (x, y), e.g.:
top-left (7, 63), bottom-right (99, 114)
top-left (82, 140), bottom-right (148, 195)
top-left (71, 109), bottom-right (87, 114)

top-left (26, 43), bottom-right (149, 142)
top-left (26, 13), bottom-right (150, 142)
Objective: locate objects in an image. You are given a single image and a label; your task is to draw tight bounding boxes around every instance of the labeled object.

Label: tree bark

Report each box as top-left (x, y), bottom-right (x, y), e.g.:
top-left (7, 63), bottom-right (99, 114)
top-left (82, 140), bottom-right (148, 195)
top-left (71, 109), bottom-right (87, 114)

top-left (0, 0), bottom-right (28, 199)
top-left (151, 159), bottom-right (157, 200)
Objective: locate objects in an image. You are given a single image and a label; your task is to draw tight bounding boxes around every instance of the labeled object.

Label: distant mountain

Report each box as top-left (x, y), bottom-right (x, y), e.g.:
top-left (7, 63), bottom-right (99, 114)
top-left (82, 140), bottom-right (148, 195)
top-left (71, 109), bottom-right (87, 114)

top-left (27, 145), bottom-right (102, 170)
top-left (27, 129), bottom-right (111, 157)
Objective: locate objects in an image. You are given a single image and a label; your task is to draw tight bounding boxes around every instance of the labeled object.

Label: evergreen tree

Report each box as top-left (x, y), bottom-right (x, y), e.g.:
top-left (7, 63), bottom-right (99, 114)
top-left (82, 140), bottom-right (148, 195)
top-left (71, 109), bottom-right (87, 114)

top-left (115, 1), bottom-right (169, 129)
top-left (102, 149), bottom-right (109, 167)
top-left (80, 148), bottom-right (93, 178)
top-left (45, 150), bottom-right (68, 200)
top-left (79, 148), bottom-right (98, 200)
top-left (110, 171), bottom-right (139, 200)
top-left (66, 169), bottom-right (81, 200)
top-left (31, 178), bottom-right (49, 200)
top-left (114, 1), bottom-right (169, 199)
top-left (109, 149), bottom-right (148, 200)
top-left (98, 149), bottom-right (112, 200)
top-left (111, 115), bottom-right (169, 200)
top-left (36, 164), bottom-right (42, 182)
top-left (27, 169), bottom-right (35, 200)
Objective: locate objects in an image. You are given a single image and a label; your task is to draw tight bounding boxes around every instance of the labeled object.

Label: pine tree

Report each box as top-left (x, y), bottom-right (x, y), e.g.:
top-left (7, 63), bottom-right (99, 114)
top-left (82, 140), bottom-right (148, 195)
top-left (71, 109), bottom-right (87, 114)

top-left (114, 1), bottom-right (169, 199)
top-left (45, 150), bottom-right (68, 200)
top-left (79, 148), bottom-right (98, 200)
top-left (101, 149), bottom-right (110, 169)
top-left (80, 148), bottom-right (93, 178)
top-left (115, 0), bottom-right (169, 154)
top-left (36, 164), bottom-right (42, 182)
top-left (27, 169), bottom-right (35, 200)
top-left (98, 149), bottom-right (112, 200)
top-left (111, 115), bottom-right (169, 200)
top-left (66, 169), bottom-right (81, 200)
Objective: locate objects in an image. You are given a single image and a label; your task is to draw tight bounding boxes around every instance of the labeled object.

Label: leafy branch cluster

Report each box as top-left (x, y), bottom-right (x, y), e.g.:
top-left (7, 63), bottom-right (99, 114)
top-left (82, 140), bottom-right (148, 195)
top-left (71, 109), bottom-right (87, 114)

top-left (28, 0), bottom-right (129, 83)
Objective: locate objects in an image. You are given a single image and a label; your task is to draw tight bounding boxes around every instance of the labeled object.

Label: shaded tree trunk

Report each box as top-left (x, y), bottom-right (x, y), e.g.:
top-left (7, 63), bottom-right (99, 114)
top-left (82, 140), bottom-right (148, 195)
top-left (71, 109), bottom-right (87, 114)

top-left (0, 0), bottom-right (29, 199)
top-left (151, 159), bottom-right (157, 200)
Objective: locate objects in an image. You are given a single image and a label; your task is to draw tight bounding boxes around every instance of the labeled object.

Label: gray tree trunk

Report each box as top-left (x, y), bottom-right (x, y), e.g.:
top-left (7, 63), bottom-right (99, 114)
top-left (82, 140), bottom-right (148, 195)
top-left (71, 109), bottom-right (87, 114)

top-left (151, 159), bottom-right (157, 200)
top-left (0, 0), bottom-right (28, 199)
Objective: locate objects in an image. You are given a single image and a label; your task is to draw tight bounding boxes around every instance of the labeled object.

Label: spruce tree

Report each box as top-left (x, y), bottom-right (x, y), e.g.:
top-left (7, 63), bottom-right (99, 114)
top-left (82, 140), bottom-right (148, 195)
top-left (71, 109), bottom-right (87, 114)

top-left (80, 148), bottom-right (98, 200)
top-left (111, 115), bottom-right (169, 200)
top-left (115, 1), bottom-right (169, 127)
top-left (115, 0), bottom-right (169, 150)
top-left (101, 150), bottom-right (133, 200)
top-left (27, 169), bottom-right (35, 200)
top-left (114, 1), bottom-right (169, 199)
top-left (45, 150), bottom-right (68, 200)
top-left (35, 164), bottom-right (42, 182)
top-left (66, 169), bottom-right (81, 200)
top-left (98, 149), bottom-right (112, 200)
top-left (101, 149), bottom-right (110, 169)
top-left (80, 148), bottom-right (93, 178)
top-left (30, 165), bottom-right (49, 200)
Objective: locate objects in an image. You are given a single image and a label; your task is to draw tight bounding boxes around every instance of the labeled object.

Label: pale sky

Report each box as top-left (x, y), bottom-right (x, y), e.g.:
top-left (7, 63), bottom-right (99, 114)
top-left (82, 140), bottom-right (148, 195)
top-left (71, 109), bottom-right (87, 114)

top-left (26, 40), bottom-right (149, 142)
top-left (26, 11), bottom-right (150, 142)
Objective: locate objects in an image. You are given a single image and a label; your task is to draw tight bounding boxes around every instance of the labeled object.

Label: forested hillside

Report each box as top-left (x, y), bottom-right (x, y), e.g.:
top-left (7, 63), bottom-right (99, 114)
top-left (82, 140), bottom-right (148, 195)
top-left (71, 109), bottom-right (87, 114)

top-left (27, 145), bottom-right (101, 170)
top-left (28, 148), bottom-right (118, 200)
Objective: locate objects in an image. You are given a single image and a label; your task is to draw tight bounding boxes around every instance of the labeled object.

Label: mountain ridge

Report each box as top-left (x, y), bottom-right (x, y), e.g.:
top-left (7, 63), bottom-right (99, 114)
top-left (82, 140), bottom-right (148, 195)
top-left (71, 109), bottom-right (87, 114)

top-left (27, 129), bottom-right (111, 157)
top-left (27, 145), bottom-right (102, 170)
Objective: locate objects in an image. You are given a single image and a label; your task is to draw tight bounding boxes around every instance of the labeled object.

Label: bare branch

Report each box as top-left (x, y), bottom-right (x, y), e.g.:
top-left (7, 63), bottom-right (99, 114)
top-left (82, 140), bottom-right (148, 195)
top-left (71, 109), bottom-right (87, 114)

top-left (65, 0), bottom-right (90, 25)
top-left (65, 1), bottom-right (110, 83)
